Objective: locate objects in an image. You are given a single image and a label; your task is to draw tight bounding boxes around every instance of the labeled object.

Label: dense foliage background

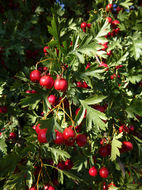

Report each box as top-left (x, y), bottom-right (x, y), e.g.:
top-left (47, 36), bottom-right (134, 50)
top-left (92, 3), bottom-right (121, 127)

top-left (0, 0), bottom-right (142, 190)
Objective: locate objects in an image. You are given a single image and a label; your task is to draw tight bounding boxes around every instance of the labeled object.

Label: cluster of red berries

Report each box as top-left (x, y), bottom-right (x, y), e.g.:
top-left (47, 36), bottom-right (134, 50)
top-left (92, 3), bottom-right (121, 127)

top-left (34, 123), bottom-right (87, 147)
top-left (106, 17), bottom-right (120, 37)
top-left (80, 22), bottom-right (91, 32)
top-left (89, 166), bottom-right (109, 178)
top-left (30, 70), bottom-right (68, 92)
top-left (29, 185), bottom-right (55, 190)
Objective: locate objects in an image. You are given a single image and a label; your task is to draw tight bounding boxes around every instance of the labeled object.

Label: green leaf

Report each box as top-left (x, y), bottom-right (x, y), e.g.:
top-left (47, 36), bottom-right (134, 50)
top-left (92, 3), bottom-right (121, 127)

top-left (95, 21), bottom-right (111, 43)
top-left (20, 94), bottom-right (41, 109)
top-left (0, 138), bottom-right (7, 155)
top-left (75, 106), bottom-right (86, 126)
top-left (26, 171), bottom-right (33, 188)
top-left (83, 95), bottom-right (107, 105)
top-left (48, 147), bottom-right (70, 163)
top-left (130, 32), bottom-right (142, 60)
top-left (120, 0), bottom-right (133, 9)
top-left (110, 133), bottom-right (123, 161)
top-left (80, 100), bottom-right (107, 132)
top-left (126, 99), bottom-right (142, 118)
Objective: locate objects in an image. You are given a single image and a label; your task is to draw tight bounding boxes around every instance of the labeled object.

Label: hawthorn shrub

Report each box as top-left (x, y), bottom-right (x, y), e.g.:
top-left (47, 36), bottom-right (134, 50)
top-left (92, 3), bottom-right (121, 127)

top-left (0, 0), bottom-right (142, 190)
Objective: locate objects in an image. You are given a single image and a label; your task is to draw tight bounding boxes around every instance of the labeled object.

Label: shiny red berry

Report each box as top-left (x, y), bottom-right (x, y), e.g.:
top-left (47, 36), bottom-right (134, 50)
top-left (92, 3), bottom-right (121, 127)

top-left (64, 159), bottom-right (73, 170)
top-left (54, 131), bottom-right (64, 144)
top-left (89, 166), bottom-right (98, 177)
top-left (80, 22), bottom-right (87, 29)
top-left (48, 95), bottom-right (57, 105)
top-left (99, 167), bottom-right (109, 178)
top-left (30, 70), bottom-right (41, 83)
top-left (38, 129), bottom-right (48, 143)
top-left (40, 75), bottom-right (54, 89)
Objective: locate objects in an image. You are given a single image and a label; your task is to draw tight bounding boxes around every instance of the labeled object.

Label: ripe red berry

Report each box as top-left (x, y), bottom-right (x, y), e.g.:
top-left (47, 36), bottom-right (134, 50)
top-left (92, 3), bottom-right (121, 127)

top-left (129, 125), bottom-right (135, 133)
top-left (94, 105), bottom-right (105, 112)
top-left (48, 95), bottom-right (57, 105)
top-left (26, 90), bottom-right (31, 94)
top-left (57, 161), bottom-right (65, 170)
top-left (106, 4), bottom-right (112, 12)
top-left (99, 167), bottom-right (109, 178)
top-left (29, 187), bottom-right (37, 190)
top-left (76, 81), bottom-right (83, 88)
top-left (76, 134), bottom-right (87, 147)
top-left (80, 22), bottom-right (87, 29)
top-left (35, 124), bottom-right (41, 134)
top-left (99, 62), bottom-right (108, 68)
top-left (82, 81), bottom-right (88, 88)
top-left (101, 43), bottom-right (108, 51)
top-left (43, 46), bottom-right (49, 53)
top-left (119, 125), bottom-right (129, 133)
top-left (30, 70), bottom-right (41, 83)
top-left (87, 23), bottom-right (91, 28)
top-left (44, 185), bottom-right (48, 190)
top-left (102, 182), bottom-right (108, 190)
top-left (63, 127), bottom-right (75, 141)
top-left (64, 159), bottom-right (73, 170)
top-left (89, 166), bottom-right (98, 177)
top-left (106, 17), bottom-right (112, 23)
top-left (54, 78), bottom-right (68, 92)
top-left (108, 182), bottom-right (116, 188)
top-left (48, 186), bottom-right (55, 190)
top-left (40, 75), bottom-right (54, 89)
top-left (38, 129), bottom-right (48, 143)
top-left (85, 62), bottom-right (91, 70)
top-left (9, 132), bottom-right (16, 140)
top-left (54, 131), bottom-right (64, 144)
top-left (99, 145), bottom-right (110, 157)
top-left (112, 20), bottom-right (120, 27)
top-left (107, 51), bottom-right (112, 56)
top-left (122, 141), bottom-right (133, 152)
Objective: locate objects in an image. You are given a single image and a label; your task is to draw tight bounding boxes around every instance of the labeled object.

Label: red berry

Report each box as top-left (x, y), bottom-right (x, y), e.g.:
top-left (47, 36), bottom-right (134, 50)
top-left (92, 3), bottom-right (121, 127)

top-left (85, 62), bottom-right (91, 70)
top-left (30, 70), bottom-right (41, 83)
top-left (48, 95), bottom-right (57, 105)
top-left (94, 105), bottom-right (105, 112)
top-left (9, 132), bottom-right (16, 140)
top-left (112, 20), bottom-right (120, 27)
top-left (122, 141), bottom-right (133, 152)
top-left (80, 22), bottom-right (87, 29)
top-left (129, 125), bottom-right (135, 133)
top-left (108, 183), bottom-right (116, 188)
top-left (102, 182), bottom-right (108, 190)
top-left (0, 106), bottom-right (8, 113)
top-left (89, 166), bottom-right (98, 177)
top-left (57, 161), bottom-right (65, 170)
top-left (63, 127), bottom-right (75, 141)
top-left (99, 145), bottom-right (110, 157)
top-left (44, 185), bottom-right (48, 190)
top-left (38, 129), bottom-right (48, 143)
top-left (48, 186), bottom-right (55, 190)
top-left (43, 46), bottom-right (49, 53)
top-left (107, 51), bottom-right (112, 56)
top-left (64, 159), bottom-right (73, 170)
top-left (76, 134), bottom-right (87, 147)
top-left (54, 78), bottom-right (68, 92)
top-left (99, 62), bottom-right (108, 68)
top-left (26, 90), bottom-right (31, 94)
top-left (29, 187), bottom-right (37, 190)
top-left (119, 125), bottom-right (129, 133)
top-left (106, 17), bottom-right (112, 23)
top-left (35, 124), bottom-right (41, 134)
top-left (101, 44), bottom-right (108, 51)
top-left (31, 90), bottom-right (37, 94)
top-left (76, 81), bottom-right (83, 88)
top-left (87, 23), bottom-right (91, 28)
top-left (99, 167), bottom-right (109, 178)
top-left (82, 81), bottom-right (88, 88)
top-left (54, 131), bottom-right (64, 144)
top-left (106, 4), bottom-right (112, 12)
top-left (40, 75), bottom-right (54, 89)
